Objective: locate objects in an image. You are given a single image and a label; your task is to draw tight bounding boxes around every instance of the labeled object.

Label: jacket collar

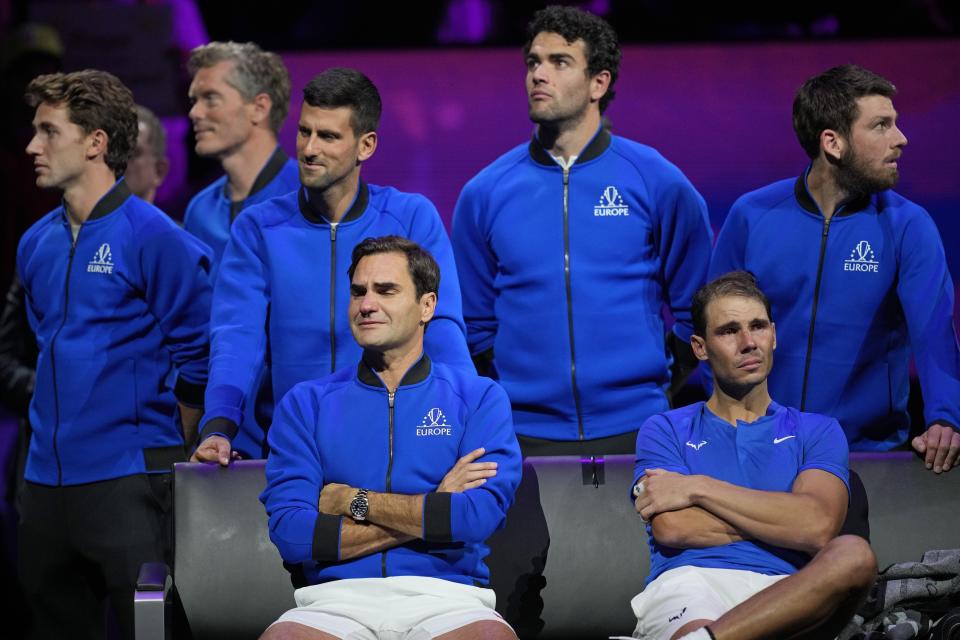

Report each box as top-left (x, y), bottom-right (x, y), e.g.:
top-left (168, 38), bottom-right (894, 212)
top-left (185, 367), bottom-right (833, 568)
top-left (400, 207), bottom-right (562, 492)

top-left (794, 165), bottom-right (872, 217)
top-left (298, 180), bottom-right (369, 225)
top-left (528, 126), bottom-right (611, 167)
top-left (68, 178), bottom-right (131, 222)
top-left (229, 146), bottom-right (290, 221)
top-left (249, 146), bottom-right (290, 198)
top-left (357, 352), bottom-right (432, 389)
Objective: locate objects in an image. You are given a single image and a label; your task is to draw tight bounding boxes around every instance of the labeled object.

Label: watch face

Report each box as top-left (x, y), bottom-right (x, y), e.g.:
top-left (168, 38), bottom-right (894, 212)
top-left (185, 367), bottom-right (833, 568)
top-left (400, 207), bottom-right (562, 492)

top-left (350, 491), bottom-right (368, 520)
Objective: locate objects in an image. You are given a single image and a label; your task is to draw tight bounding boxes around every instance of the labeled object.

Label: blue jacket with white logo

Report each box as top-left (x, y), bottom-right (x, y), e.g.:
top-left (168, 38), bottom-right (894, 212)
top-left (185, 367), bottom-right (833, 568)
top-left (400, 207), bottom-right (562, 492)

top-left (710, 173), bottom-right (960, 450)
top-left (634, 401), bottom-right (849, 585)
top-left (452, 128), bottom-right (713, 441)
top-left (184, 147), bottom-right (299, 458)
top-left (17, 180), bottom-right (212, 485)
top-left (260, 355), bottom-right (521, 586)
top-left (200, 182), bottom-right (473, 446)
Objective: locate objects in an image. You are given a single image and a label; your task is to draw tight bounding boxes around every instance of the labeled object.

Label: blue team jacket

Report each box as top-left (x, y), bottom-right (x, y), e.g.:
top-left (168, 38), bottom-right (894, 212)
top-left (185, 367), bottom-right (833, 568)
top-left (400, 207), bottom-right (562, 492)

top-left (17, 180), bottom-right (212, 485)
top-left (184, 146), bottom-right (299, 269)
top-left (200, 182), bottom-right (473, 443)
top-left (710, 173), bottom-right (960, 450)
top-left (184, 147), bottom-right (299, 457)
top-left (260, 355), bottom-right (521, 585)
top-left (452, 128), bottom-right (713, 441)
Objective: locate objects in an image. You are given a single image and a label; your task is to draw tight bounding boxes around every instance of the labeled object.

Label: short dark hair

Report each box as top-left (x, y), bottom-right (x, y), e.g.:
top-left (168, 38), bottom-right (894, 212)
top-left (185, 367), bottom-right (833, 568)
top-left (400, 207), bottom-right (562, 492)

top-left (135, 104), bottom-right (166, 159)
top-left (188, 41), bottom-right (291, 135)
top-left (692, 271), bottom-right (772, 338)
top-left (26, 70), bottom-right (138, 177)
top-left (523, 5), bottom-right (621, 114)
top-left (348, 236), bottom-right (440, 301)
top-left (303, 68), bottom-right (381, 135)
top-left (793, 64), bottom-right (897, 159)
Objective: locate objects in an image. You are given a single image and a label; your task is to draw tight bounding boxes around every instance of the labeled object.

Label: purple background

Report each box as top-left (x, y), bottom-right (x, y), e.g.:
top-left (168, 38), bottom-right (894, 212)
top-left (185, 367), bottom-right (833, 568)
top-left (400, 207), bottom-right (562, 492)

top-left (227, 40), bottom-right (959, 285)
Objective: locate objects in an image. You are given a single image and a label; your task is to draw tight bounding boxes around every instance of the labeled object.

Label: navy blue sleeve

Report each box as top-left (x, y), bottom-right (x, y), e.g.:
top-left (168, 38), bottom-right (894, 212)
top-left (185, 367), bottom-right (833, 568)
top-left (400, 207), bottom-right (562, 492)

top-left (709, 201), bottom-right (750, 281)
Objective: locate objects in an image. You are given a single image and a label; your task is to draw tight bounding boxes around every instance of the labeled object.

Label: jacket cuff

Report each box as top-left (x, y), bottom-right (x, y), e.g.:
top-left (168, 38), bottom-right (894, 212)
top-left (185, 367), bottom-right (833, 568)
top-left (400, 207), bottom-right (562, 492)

top-left (199, 417), bottom-right (239, 441)
top-left (930, 419), bottom-right (958, 433)
top-left (312, 513), bottom-right (343, 562)
top-left (423, 492), bottom-right (452, 543)
top-left (174, 377), bottom-right (205, 406)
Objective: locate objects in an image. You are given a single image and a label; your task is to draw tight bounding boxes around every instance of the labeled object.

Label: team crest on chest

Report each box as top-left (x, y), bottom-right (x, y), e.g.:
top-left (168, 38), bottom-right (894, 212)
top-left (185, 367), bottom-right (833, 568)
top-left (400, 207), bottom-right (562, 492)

top-left (593, 186), bottom-right (630, 217)
top-left (843, 240), bottom-right (879, 273)
top-left (87, 243), bottom-right (114, 274)
top-left (416, 407), bottom-right (452, 437)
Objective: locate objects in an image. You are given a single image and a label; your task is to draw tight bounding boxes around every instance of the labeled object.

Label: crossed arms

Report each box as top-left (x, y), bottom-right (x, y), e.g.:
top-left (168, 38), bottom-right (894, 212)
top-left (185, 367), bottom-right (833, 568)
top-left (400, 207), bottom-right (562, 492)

top-left (316, 448), bottom-right (497, 561)
top-left (635, 467), bottom-right (848, 556)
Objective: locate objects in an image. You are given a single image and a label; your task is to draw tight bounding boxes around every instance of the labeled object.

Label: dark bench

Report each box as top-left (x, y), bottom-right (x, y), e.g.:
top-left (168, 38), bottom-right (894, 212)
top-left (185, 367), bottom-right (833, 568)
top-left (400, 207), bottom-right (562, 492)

top-left (134, 453), bottom-right (959, 639)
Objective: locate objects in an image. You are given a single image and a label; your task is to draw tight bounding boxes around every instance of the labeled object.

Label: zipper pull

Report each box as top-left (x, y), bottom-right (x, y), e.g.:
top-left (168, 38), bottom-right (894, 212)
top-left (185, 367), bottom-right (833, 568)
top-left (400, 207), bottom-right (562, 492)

top-left (330, 221), bottom-right (338, 242)
top-left (387, 390), bottom-right (395, 408)
top-left (822, 218), bottom-right (831, 238)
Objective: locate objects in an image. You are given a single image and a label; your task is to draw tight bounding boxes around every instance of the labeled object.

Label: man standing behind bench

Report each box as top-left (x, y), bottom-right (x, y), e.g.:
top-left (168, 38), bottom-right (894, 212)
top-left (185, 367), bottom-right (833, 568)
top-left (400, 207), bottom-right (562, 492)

top-left (630, 272), bottom-right (875, 640)
top-left (260, 236), bottom-right (520, 640)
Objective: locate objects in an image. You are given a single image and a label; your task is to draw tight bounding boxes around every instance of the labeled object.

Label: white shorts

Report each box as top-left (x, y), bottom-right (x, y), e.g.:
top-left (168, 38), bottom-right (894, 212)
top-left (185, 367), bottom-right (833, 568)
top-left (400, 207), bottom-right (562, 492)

top-left (630, 566), bottom-right (788, 640)
top-left (272, 576), bottom-right (513, 640)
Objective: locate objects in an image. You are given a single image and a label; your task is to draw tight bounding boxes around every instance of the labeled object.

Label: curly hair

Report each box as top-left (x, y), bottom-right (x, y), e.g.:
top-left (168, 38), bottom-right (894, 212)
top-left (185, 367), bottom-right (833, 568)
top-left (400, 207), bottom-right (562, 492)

top-left (523, 5), bottom-right (621, 114)
top-left (188, 41), bottom-right (291, 135)
top-left (25, 69), bottom-right (137, 176)
top-left (793, 65), bottom-right (896, 159)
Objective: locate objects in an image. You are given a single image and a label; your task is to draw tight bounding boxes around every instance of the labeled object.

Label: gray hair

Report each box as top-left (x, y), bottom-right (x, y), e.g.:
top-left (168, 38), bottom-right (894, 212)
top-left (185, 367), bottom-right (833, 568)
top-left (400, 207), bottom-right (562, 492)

top-left (188, 41), bottom-right (291, 134)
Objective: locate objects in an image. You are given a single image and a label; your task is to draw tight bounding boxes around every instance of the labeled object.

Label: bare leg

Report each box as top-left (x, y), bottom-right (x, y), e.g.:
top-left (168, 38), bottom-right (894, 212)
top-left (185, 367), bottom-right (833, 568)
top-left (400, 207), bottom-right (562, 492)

top-left (259, 621), bottom-right (342, 640)
top-left (435, 620), bottom-right (518, 640)
top-left (672, 619), bottom-right (713, 639)
top-left (709, 535), bottom-right (876, 640)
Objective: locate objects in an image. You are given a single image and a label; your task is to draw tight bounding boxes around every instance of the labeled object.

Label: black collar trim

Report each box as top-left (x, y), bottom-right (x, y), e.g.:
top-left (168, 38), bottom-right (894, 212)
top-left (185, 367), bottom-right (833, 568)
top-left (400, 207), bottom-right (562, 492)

top-left (528, 127), bottom-right (611, 167)
top-left (794, 171), bottom-right (872, 217)
top-left (298, 181), bottom-right (369, 224)
top-left (249, 146), bottom-right (289, 198)
top-left (357, 353), bottom-right (432, 389)
top-left (82, 179), bottom-right (132, 221)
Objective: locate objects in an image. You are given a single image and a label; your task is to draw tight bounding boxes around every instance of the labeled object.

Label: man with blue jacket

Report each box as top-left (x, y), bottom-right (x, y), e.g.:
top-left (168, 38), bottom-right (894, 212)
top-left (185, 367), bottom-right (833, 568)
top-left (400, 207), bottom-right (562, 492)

top-left (260, 236), bottom-right (520, 640)
top-left (452, 6), bottom-right (713, 455)
top-left (18, 70), bottom-right (211, 640)
top-left (193, 68), bottom-right (473, 465)
top-left (184, 42), bottom-right (299, 459)
top-left (710, 65), bottom-right (960, 472)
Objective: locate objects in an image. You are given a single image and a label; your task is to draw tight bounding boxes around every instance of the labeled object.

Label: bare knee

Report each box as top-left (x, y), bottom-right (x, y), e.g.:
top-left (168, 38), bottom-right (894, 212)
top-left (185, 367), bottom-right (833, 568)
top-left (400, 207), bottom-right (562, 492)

top-left (817, 535), bottom-right (877, 592)
top-left (259, 621), bottom-right (340, 640)
top-left (435, 620), bottom-right (518, 640)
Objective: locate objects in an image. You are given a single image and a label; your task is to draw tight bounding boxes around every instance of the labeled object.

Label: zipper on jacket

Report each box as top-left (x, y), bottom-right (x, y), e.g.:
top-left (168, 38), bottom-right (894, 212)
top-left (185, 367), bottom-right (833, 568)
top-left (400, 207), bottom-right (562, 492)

top-left (329, 222), bottom-right (338, 373)
top-left (381, 389), bottom-right (396, 577)
top-left (561, 167), bottom-right (585, 440)
top-left (799, 217), bottom-right (832, 411)
top-left (49, 228), bottom-right (80, 486)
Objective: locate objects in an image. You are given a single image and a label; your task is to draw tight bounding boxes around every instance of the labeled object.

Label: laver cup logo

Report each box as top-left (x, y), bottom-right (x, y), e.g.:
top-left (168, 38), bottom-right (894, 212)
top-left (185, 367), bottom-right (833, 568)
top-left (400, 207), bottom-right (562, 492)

top-left (416, 407), bottom-right (452, 436)
top-left (593, 186), bottom-right (630, 217)
top-left (87, 243), bottom-right (114, 274)
top-left (843, 240), bottom-right (879, 273)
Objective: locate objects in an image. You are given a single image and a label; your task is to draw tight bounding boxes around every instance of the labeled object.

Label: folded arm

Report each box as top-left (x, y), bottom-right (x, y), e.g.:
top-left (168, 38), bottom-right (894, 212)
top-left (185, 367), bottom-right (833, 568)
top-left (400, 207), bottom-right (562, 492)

top-left (637, 467), bottom-right (847, 555)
